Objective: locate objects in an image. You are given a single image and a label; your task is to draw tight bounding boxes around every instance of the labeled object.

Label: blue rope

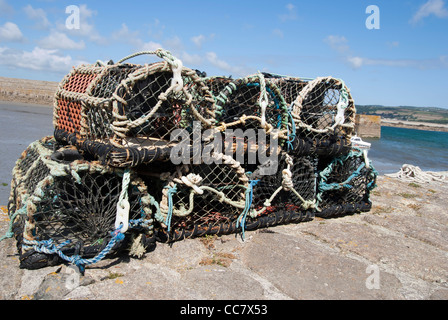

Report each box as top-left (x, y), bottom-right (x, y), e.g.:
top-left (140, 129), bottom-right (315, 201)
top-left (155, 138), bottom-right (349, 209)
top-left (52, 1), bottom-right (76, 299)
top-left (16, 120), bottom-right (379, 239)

top-left (236, 180), bottom-right (259, 240)
top-left (286, 104), bottom-right (296, 152)
top-left (164, 184), bottom-right (178, 232)
top-left (23, 228), bottom-right (125, 273)
top-left (21, 218), bottom-right (151, 273)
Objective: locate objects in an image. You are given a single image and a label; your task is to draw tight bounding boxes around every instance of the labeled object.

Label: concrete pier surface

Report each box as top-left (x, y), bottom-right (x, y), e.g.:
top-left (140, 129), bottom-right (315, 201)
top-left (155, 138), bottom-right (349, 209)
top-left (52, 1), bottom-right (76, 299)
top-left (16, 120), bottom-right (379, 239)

top-left (0, 101), bottom-right (447, 301)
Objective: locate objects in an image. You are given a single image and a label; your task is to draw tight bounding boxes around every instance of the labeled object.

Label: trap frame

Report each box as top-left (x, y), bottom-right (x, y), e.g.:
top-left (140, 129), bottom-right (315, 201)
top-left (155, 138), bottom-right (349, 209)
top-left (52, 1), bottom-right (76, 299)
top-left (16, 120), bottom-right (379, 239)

top-left (2, 49), bottom-right (378, 271)
top-left (8, 137), bottom-right (156, 270)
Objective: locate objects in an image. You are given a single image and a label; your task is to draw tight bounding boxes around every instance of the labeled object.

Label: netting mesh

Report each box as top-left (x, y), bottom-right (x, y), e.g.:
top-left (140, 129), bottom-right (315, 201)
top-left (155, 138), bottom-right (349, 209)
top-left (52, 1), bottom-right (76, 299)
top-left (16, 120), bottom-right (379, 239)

top-left (316, 149), bottom-right (377, 218)
top-left (3, 49), bottom-right (379, 271)
top-left (8, 137), bottom-right (155, 269)
top-left (213, 75), bottom-right (289, 141)
top-left (291, 77), bottom-right (356, 144)
top-left (112, 65), bottom-right (215, 143)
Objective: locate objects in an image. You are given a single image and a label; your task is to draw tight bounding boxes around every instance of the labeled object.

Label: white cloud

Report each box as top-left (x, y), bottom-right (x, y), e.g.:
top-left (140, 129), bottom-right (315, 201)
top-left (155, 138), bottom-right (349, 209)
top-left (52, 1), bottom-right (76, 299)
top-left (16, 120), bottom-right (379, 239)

top-left (148, 18), bottom-right (165, 40)
top-left (324, 35), bottom-right (349, 53)
top-left (347, 56), bottom-right (364, 69)
top-left (140, 41), bottom-right (163, 52)
top-left (272, 29), bottom-right (284, 38)
top-left (180, 51), bottom-right (202, 66)
top-left (441, 55), bottom-right (448, 66)
top-left (111, 23), bottom-right (142, 47)
top-left (387, 41), bottom-right (400, 48)
top-left (38, 31), bottom-right (85, 50)
top-left (205, 51), bottom-right (254, 76)
top-left (191, 34), bottom-right (215, 49)
top-left (163, 36), bottom-right (183, 52)
top-left (324, 34), bottom-right (447, 70)
top-left (23, 5), bottom-right (51, 29)
top-left (61, 4), bottom-right (106, 45)
top-left (191, 34), bottom-right (205, 48)
top-left (0, 46), bottom-right (88, 74)
top-left (279, 3), bottom-right (297, 22)
top-left (0, 22), bottom-right (24, 42)
top-left (112, 23), bottom-right (139, 40)
top-left (346, 55), bottom-right (448, 70)
top-left (410, 0), bottom-right (448, 24)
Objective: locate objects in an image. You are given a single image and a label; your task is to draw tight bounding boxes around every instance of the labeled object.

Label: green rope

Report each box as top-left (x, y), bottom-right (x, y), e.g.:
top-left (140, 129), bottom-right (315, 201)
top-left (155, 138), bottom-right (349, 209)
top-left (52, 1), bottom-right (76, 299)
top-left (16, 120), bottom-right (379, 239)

top-left (0, 206), bottom-right (27, 243)
top-left (164, 184), bottom-right (178, 232)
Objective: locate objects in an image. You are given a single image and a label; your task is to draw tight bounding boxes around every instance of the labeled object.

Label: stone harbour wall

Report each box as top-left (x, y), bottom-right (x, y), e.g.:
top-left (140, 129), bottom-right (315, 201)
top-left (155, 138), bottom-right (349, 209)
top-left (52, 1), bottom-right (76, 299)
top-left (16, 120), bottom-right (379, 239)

top-left (0, 77), bottom-right (58, 107)
top-left (355, 114), bottom-right (381, 138)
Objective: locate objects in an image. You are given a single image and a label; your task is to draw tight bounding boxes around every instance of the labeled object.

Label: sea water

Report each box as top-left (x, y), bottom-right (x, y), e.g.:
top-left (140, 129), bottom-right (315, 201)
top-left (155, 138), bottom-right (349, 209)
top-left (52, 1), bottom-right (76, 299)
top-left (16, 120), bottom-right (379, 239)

top-left (365, 126), bottom-right (448, 175)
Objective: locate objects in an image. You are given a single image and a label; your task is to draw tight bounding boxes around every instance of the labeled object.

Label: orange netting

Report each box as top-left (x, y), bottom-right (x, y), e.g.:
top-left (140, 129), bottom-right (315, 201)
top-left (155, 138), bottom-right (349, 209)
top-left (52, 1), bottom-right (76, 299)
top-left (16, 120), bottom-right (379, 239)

top-left (56, 99), bottom-right (82, 133)
top-left (63, 72), bottom-right (97, 93)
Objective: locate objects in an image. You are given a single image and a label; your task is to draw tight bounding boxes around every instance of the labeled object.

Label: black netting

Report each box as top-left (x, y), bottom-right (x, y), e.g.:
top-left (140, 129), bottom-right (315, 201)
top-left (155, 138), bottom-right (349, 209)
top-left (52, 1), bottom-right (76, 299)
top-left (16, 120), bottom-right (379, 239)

top-left (90, 64), bottom-right (141, 98)
top-left (29, 170), bottom-right (145, 250)
top-left (214, 76), bottom-right (289, 135)
top-left (316, 151), bottom-right (376, 218)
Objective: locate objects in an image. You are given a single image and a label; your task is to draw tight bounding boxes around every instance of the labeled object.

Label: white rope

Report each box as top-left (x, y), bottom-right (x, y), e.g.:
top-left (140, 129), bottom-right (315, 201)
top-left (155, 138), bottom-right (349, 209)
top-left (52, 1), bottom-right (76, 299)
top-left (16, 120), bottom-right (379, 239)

top-left (385, 164), bottom-right (448, 183)
top-left (257, 71), bottom-right (269, 128)
top-left (115, 169), bottom-right (131, 233)
top-left (177, 173), bottom-right (204, 195)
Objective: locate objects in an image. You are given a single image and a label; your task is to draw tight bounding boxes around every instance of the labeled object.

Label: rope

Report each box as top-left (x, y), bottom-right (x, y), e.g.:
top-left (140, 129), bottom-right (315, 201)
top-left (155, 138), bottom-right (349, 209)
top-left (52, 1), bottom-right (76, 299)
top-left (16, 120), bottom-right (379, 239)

top-left (257, 72), bottom-right (269, 128)
top-left (236, 180), bottom-right (259, 240)
top-left (22, 227), bottom-right (125, 274)
top-left (385, 164), bottom-right (448, 183)
top-left (115, 168), bottom-right (131, 233)
top-left (0, 207), bottom-right (27, 243)
top-left (20, 216), bottom-right (153, 273)
top-left (286, 104), bottom-right (296, 151)
top-left (117, 49), bottom-right (179, 67)
top-left (164, 184), bottom-right (178, 232)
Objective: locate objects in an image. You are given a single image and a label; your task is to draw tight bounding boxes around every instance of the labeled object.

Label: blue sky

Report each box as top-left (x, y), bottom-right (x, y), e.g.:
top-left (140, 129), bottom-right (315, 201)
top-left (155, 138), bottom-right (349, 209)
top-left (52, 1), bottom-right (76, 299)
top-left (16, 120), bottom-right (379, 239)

top-left (0, 0), bottom-right (447, 108)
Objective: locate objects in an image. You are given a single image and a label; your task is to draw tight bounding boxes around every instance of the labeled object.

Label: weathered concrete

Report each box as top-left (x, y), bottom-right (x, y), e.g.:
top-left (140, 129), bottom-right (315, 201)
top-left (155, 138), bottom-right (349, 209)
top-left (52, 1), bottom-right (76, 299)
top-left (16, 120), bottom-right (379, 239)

top-left (1, 176), bottom-right (447, 301)
top-left (1, 101), bottom-right (447, 302)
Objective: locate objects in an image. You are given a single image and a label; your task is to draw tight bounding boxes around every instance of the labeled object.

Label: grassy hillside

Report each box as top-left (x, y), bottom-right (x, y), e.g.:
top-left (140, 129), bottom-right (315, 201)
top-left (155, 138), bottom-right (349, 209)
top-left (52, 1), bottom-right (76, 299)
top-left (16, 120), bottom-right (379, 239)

top-left (356, 105), bottom-right (448, 125)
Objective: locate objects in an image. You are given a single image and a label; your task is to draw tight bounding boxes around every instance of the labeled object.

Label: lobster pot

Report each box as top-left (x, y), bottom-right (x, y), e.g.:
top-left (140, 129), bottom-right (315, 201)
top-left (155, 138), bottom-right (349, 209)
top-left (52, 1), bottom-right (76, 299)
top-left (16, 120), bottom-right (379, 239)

top-left (112, 63), bottom-right (216, 143)
top-left (146, 152), bottom-right (250, 241)
top-left (204, 76), bottom-right (233, 97)
top-left (262, 74), bottom-right (308, 105)
top-left (54, 59), bottom-right (216, 168)
top-left (214, 74), bottom-right (291, 143)
top-left (291, 77), bottom-right (356, 155)
top-left (8, 137), bottom-right (155, 270)
top-left (316, 149), bottom-right (377, 218)
top-left (53, 63), bottom-right (141, 140)
top-left (248, 153), bottom-right (316, 225)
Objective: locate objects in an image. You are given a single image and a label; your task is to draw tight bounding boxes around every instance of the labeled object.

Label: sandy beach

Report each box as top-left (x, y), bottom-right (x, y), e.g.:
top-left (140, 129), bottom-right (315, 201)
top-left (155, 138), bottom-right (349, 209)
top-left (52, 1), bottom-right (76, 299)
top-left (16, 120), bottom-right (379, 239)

top-left (381, 119), bottom-right (448, 133)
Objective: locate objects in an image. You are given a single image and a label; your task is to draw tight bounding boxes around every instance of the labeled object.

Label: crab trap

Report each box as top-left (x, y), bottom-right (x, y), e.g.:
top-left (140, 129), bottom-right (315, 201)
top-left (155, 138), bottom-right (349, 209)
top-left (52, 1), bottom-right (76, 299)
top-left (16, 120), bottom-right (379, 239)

top-left (2, 49), bottom-right (378, 271)
top-left (7, 137), bottom-right (156, 271)
top-left (53, 50), bottom-right (216, 168)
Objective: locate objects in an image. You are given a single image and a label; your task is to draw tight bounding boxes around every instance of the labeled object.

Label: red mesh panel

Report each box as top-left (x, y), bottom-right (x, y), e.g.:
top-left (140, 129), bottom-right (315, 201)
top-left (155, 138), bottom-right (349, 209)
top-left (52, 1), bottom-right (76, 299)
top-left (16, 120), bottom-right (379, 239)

top-left (56, 98), bottom-right (82, 133)
top-left (63, 73), bottom-right (97, 93)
